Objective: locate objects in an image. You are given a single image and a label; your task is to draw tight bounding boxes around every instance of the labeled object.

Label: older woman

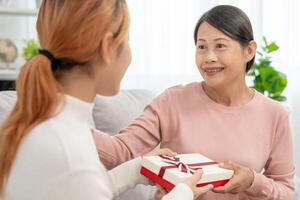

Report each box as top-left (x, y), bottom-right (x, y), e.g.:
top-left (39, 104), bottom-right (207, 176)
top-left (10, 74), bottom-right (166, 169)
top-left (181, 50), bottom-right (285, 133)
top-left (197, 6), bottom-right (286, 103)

top-left (94, 5), bottom-right (295, 200)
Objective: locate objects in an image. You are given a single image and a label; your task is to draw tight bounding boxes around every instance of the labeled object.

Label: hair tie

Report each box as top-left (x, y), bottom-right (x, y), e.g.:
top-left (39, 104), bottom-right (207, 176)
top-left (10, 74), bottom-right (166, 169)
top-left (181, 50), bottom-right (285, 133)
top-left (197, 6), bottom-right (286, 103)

top-left (38, 49), bottom-right (59, 71)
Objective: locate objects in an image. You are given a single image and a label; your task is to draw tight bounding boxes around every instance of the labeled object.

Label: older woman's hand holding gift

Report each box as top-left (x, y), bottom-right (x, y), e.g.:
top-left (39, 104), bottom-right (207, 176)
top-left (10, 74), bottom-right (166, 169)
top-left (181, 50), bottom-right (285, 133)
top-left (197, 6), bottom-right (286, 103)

top-left (213, 161), bottom-right (254, 194)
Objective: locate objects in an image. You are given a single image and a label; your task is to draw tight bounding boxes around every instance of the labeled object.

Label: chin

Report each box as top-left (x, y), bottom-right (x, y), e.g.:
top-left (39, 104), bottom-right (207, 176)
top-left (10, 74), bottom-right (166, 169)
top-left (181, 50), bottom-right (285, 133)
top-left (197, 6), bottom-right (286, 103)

top-left (96, 86), bottom-right (120, 97)
top-left (203, 78), bottom-right (224, 89)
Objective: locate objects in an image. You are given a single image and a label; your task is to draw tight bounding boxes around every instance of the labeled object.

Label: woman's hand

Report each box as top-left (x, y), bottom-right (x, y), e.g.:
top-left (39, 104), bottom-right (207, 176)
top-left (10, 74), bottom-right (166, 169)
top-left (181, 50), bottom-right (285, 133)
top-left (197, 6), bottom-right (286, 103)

top-left (144, 148), bottom-right (177, 157)
top-left (213, 161), bottom-right (254, 194)
top-left (155, 170), bottom-right (213, 199)
top-left (184, 170), bottom-right (214, 199)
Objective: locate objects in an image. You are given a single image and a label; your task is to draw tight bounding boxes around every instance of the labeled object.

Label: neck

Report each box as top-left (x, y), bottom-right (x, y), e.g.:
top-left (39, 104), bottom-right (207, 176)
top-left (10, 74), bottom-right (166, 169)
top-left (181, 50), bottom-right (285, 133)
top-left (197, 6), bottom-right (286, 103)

top-left (202, 81), bottom-right (254, 107)
top-left (58, 67), bottom-right (96, 103)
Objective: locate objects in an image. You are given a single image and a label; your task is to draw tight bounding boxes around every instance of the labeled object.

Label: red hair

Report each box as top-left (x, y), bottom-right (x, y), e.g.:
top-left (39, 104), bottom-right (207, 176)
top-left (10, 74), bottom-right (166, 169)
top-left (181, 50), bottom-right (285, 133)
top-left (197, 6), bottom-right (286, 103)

top-left (0, 0), bottom-right (129, 197)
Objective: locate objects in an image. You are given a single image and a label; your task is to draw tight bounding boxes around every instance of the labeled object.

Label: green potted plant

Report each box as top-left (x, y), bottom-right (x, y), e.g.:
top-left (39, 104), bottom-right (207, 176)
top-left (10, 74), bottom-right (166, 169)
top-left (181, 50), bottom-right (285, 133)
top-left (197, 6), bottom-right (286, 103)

top-left (248, 37), bottom-right (287, 102)
top-left (22, 39), bottom-right (40, 61)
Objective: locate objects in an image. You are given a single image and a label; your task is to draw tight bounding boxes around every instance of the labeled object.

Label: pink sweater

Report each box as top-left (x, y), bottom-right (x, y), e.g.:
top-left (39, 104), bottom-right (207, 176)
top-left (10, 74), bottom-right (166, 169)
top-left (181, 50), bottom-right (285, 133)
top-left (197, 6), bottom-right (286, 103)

top-left (93, 82), bottom-right (295, 199)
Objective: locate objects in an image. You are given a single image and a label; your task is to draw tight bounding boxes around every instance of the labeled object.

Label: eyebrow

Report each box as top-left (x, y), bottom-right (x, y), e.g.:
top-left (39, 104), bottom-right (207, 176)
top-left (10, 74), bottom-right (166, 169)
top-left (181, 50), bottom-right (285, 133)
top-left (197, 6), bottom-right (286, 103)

top-left (197, 38), bottom-right (230, 42)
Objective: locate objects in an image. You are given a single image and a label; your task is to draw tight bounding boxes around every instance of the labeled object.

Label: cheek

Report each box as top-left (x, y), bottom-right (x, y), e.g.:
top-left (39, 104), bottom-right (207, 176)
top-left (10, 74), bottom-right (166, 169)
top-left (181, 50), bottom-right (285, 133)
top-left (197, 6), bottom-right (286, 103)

top-left (124, 43), bottom-right (131, 64)
top-left (195, 53), bottom-right (203, 68)
top-left (119, 46), bottom-right (131, 79)
top-left (127, 47), bottom-right (132, 65)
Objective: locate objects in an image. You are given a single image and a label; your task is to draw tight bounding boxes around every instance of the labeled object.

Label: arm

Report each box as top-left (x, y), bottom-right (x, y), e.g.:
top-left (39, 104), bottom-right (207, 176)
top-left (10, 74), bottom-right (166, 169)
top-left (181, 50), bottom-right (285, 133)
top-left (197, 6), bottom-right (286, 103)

top-left (161, 183), bottom-right (193, 200)
top-left (93, 92), bottom-right (171, 170)
top-left (107, 157), bottom-right (148, 196)
top-left (245, 115), bottom-right (295, 199)
top-left (42, 160), bottom-right (195, 200)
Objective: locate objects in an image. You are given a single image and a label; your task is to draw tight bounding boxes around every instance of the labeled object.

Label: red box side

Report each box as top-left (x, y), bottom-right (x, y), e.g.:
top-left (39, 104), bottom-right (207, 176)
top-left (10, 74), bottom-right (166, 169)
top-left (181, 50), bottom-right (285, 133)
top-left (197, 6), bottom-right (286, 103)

top-left (140, 166), bottom-right (229, 191)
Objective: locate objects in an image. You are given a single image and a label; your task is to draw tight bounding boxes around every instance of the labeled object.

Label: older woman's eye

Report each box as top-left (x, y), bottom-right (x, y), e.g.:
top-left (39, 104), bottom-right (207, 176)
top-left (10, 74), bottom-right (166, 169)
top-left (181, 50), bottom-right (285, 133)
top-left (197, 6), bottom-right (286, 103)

top-left (216, 43), bottom-right (226, 48)
top-left (197, 45), bottom-right (206, 49)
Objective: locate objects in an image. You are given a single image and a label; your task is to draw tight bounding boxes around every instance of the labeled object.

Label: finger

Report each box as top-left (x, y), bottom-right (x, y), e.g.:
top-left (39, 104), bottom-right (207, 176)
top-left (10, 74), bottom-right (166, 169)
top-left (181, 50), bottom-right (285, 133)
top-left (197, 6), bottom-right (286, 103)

top-left (213, 175), bottom-right (238, 193)
top-left (218, 161), bottom-right (234, 170)
top-left (193, 184), bottom-right (214, 198)
top-left (148, 180), bottom-right (155, 186)
top-left (184, 169), bottom-right (203, 186)
top-left (228, 187), bottom-right (240, 194)
top-left (219, 161), bottom-right (240, 172)
top-left (156, 184), bottom-right (168, 195)
top-left (158, 148), bottom-right (177, 157)
top-left (213, 180), bottom-right (237, 193)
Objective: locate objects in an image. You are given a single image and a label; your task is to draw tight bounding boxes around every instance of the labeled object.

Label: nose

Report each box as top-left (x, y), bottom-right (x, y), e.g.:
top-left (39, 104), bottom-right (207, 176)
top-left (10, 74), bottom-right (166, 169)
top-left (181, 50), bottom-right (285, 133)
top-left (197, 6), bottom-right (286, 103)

top-left (204, 49), bottom-right (217, 63)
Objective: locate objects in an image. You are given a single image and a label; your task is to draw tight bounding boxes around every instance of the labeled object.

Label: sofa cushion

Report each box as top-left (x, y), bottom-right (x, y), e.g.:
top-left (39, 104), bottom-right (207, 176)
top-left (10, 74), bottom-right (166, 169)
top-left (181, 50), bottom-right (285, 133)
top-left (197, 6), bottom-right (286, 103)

top-left (93, 89), bottom-right (155, 134)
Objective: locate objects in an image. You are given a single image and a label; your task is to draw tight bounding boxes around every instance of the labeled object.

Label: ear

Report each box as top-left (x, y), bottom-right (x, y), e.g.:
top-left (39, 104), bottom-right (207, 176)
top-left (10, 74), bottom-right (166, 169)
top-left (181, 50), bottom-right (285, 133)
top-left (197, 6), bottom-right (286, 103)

top-left (244, 40), bottom-right (257, 62)
top-left (99, 32), bottom-right (115, 65)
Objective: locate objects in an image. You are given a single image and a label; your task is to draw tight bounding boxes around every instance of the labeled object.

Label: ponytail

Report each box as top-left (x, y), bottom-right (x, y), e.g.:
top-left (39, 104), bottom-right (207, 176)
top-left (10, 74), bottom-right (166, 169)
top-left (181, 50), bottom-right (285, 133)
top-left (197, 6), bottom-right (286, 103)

top-left (0, 54), bottom-right (63, 196)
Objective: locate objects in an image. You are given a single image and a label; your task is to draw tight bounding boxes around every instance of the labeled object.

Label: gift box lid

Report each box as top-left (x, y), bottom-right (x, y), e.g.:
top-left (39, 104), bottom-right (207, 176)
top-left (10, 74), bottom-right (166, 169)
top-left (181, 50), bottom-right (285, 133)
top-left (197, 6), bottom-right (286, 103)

top-left (141, 153), bottom-right (234, 185)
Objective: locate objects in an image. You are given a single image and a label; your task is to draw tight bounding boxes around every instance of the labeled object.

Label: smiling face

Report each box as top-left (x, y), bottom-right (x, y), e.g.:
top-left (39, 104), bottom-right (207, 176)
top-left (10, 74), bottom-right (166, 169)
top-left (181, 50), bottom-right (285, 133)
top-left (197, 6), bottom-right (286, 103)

top-left (195, 21), bottom-right (254, 89)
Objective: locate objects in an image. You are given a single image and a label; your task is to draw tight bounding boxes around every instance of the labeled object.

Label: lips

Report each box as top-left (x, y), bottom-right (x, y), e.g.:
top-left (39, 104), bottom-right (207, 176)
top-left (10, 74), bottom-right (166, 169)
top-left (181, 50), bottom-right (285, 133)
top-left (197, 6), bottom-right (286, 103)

top-left (203, 67), bottom-right (225, 76)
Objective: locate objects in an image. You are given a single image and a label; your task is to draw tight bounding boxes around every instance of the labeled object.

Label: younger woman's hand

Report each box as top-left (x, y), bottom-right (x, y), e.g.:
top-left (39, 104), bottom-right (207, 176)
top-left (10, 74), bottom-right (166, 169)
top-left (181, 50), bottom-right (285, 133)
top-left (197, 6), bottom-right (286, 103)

top-left (213, 161), bottom-right (254, 194)
top-left (155, 170), bottom-right (213, 199)
top-left (184, 169), bottom-right (214, 199)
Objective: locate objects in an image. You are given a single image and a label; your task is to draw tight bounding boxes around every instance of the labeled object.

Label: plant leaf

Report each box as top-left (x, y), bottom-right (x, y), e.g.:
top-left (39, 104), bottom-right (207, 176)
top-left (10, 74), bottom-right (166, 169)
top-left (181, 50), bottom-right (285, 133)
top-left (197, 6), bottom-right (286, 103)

top-left (266, 42), bottom-right (279, 53)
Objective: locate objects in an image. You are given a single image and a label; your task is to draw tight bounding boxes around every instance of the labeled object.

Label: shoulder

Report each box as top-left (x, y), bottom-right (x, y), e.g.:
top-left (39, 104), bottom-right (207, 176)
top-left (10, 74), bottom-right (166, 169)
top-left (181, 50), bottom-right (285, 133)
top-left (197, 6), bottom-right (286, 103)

top-left (147, 82), bottom-right (200, 111)
top-left (156, 82), bottom-right (200, 102)
top-left (18, 118), bottom-right (75, 171)
top-left (255, 91), bottom-right (289, 120)
top-left (21, 114), bottom-right (97, 170)
top-left (165, 82), bottom-right (200, 95)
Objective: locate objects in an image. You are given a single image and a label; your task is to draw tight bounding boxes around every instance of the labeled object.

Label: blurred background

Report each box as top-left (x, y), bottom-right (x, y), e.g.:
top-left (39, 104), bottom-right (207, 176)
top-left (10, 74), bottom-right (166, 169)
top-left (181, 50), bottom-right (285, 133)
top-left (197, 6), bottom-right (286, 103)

top-left (0, 0), bottom-right (299, 186)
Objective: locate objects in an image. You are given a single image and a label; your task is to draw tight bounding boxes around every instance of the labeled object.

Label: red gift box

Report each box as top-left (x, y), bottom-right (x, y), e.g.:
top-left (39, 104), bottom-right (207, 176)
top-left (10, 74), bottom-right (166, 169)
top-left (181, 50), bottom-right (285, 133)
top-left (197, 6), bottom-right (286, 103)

top-left (140, 153), bottom-right (234, 191)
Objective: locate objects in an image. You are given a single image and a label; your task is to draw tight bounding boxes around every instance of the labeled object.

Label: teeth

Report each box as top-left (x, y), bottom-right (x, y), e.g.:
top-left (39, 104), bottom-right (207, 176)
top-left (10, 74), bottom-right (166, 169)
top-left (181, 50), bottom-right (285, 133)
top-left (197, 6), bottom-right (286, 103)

top-left (205, 68), bottom-right (223, 73)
